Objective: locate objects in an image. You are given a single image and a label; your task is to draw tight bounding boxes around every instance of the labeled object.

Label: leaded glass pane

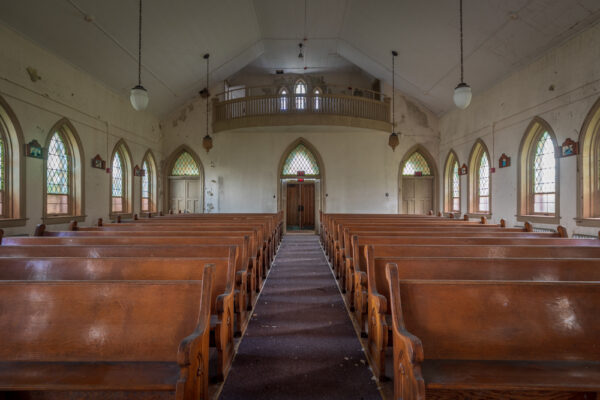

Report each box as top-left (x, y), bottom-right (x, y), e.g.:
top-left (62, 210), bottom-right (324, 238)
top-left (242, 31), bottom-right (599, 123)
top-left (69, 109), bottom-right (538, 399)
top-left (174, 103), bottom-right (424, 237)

top-left (452, 161), bottom-right (460, 211)
top-left (314, 88), bottom-right (321, 110)
top-left (47, 133), bottom-right (69, 195)
top-left (478, 152), bottom-right (489, 197)
top-left (402, 152), bottom-right (431, 176)
top-left (142, 161), bottom-right (150, 198)
top-left (0, 137), bottom-right (4, 192)
top-left (112, 152), bottom-right (123, 197)
top-left (171, 152), bottom-right (200, 176)
top-left (280, 89), bottom-right (288, 111)
top-left (533, 132), bottom-right (555, 194)
top-left (295, 81), bottom-right (306, 110)
top-left (282, 144), bottom-right (320, 175)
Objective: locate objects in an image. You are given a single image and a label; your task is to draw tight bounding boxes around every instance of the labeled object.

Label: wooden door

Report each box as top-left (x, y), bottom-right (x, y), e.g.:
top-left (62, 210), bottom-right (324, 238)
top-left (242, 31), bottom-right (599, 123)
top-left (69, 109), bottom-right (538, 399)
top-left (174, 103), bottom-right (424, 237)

top-left (402, 177), bottom-right (433, 214)
top-left (170, 178), bottom-right (201, 213)
top-left (286, 182), bottom-right (315, 230)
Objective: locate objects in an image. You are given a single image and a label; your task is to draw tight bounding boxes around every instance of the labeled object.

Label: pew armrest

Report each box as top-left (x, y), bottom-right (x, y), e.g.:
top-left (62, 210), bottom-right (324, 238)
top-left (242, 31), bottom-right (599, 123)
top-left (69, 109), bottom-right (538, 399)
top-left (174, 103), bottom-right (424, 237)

top-left (391, 326), bottom-right (425, 400)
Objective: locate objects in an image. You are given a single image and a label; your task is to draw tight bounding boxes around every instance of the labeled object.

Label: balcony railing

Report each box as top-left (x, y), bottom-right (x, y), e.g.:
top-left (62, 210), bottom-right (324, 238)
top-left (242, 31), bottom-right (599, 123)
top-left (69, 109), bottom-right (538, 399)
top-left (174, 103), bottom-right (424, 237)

top-left (212, 85), bottom-right (392, 133)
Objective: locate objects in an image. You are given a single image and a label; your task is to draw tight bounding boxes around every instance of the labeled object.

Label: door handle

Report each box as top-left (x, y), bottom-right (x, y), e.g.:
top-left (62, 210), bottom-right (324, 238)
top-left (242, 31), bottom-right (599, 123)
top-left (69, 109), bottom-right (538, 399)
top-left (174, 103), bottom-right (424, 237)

top-left (298, 205), bottom-right (304, 212)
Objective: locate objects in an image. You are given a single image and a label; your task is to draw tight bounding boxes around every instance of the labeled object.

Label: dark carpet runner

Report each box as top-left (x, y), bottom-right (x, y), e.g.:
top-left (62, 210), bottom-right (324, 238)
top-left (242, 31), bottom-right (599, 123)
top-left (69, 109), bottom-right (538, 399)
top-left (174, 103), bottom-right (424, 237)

top-left (219, 234), bottom-right (381, 400)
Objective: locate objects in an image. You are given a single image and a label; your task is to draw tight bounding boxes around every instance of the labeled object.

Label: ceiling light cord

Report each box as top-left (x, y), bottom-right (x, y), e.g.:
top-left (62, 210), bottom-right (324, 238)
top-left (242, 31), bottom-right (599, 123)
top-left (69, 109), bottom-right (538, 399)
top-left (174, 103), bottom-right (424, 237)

top-left (137, 0), bottom-right (142, 86)
top-left (459, 0), bottom-right (464, 83)
top-left (392, 52), bottom-right (395, 129)
top-left (205, 54), bottom-right (209, 136)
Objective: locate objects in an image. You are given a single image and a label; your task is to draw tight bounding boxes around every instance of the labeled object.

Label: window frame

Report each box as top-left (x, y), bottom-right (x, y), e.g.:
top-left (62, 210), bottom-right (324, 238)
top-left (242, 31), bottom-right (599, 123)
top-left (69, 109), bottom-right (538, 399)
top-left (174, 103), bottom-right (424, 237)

top-left (294, 79), bottom-right (307, 111)
top-left (313, 87), bottom-right (322, 111)
top-left (279, 87), bottom-right (289, 112)
top-left (517, 117), bottom-right (560, 224)
top-left (443, 150), bottom-right (461, 214)
top-left (467, 139), bottom-right (492, 216)
top-left (109, 140), bottom-right (133, 219)
top-left (42, 118), bottom-right (86, 225)
top-left (577, 97), bottom-right (600, 226)
top-left (281, 143), bottom-right (321, 178)
top-left (140, 150), bottom-right (158, 214)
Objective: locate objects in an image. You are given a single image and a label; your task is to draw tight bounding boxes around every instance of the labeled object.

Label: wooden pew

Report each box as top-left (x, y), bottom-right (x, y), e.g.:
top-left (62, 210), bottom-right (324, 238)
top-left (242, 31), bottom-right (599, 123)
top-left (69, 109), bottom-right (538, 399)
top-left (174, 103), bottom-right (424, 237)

top-left (0, 268), bottom-right (214, 399)
top-left (0, 245), bottom-right (237, 380)
top-left (385, 270), bottom-right (600, 399)
top-left (361, 243), bottom-right (600, 380)
top-left (5, 234), bottom-right (259, 318)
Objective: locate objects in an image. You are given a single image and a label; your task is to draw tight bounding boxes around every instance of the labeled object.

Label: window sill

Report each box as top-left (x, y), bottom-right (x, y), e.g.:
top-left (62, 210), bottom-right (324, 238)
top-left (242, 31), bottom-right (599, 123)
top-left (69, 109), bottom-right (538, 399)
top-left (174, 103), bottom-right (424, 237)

top-left (574, 218), bottom-right (600, 228)
top-left (465, 213), bottom-right (492, 218)
top-left (516, 215), bottom-right (560, 225)
top-left (109, 213), bottom-right (133, 221)
top-left (0, 218), bottom-right (28, 228)
top-left (43, 215), bottom-right (87, 225)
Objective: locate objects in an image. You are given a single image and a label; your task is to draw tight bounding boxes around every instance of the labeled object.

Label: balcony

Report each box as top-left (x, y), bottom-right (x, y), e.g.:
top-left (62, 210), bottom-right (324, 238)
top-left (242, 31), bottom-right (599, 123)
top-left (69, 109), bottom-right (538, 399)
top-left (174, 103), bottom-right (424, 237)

top-left (212, 85), bottom-right (392, 133)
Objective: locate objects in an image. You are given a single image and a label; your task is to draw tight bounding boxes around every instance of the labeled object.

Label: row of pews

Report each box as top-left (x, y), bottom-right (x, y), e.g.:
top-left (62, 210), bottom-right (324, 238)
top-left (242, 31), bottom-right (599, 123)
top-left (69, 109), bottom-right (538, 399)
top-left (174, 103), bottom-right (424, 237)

top-left (0, 212), bottom-right (283, 400)
top-left (321, 213), bottom-right (600, 400)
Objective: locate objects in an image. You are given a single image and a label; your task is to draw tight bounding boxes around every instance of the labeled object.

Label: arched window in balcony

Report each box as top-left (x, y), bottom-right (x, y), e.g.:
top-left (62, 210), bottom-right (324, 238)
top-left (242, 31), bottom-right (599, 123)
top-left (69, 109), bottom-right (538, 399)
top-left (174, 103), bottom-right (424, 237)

top-left (313, 87), bottom-right (322, 111)
top-left (294, 80), bottom-right (307, 110)
top-left (279, 88), bottom-right (289, 111)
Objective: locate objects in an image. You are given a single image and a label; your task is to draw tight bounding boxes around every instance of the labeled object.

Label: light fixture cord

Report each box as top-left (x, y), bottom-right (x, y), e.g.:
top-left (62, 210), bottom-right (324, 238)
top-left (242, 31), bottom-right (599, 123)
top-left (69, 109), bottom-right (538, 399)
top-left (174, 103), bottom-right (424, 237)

top-left (206, 54), bottom-right (209, 137)
top-left (459, 0), bottom-right (464, 83)
top-left (392, 51), bottom-right (395, 131)
top-left (137, 0), bottom-right (142, 86)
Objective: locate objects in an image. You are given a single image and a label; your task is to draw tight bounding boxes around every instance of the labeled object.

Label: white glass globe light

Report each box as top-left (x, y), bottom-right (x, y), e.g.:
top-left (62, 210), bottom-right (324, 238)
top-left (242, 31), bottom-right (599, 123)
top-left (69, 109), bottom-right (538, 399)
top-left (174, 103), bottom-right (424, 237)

top-left (453, 82), bottom-right (472, 110)
top-left (130, 85), bottom-right (149, 111)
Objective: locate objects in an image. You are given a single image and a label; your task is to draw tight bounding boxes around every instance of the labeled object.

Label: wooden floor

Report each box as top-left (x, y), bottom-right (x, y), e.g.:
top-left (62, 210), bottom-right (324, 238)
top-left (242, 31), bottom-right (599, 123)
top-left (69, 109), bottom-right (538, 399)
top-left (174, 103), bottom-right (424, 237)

top-left (219, 235), bottom-right (381, 400)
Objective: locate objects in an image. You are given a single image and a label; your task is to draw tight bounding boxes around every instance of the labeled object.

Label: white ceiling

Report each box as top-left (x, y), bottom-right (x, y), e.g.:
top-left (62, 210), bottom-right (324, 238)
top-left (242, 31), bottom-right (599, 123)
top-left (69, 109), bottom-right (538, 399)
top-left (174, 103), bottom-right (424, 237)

top-left (1, 0), bottom-right (599, 117)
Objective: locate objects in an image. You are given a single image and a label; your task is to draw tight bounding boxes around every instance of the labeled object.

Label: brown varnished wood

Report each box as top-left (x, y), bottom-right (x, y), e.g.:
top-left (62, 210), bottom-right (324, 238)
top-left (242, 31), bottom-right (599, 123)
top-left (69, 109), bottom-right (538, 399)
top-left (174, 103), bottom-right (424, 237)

top-left (0, 265), bottom-right (214, 399)
top-left (385, 269), bottom-right (600, 399)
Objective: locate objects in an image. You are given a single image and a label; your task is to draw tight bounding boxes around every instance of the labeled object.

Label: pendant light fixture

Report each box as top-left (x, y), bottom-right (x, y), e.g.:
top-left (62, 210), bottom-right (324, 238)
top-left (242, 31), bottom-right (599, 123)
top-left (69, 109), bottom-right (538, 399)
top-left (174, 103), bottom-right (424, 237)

top-left (202, 53), bottom-right (213, 153)
top-left (130, 0), bottom-right (149, 111)
top-left (453, 0), bottom-right (472, 110)
top-left (388, 50), bottom-right (400, 151)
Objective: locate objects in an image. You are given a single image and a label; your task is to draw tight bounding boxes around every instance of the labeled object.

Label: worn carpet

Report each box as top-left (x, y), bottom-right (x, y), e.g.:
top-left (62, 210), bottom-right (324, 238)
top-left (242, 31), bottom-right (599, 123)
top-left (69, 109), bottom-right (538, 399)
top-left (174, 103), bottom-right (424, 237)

top-left (219, 234), bottom-right (381, 400)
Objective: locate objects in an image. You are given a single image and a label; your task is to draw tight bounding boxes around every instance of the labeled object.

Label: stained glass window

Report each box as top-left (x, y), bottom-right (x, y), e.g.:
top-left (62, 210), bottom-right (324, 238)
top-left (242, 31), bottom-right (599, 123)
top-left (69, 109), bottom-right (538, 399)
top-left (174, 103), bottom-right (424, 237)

top-left (282, 144), bottom-right (320, 176)
top-left (280, 88), bottom-right (289, 111)
top-left (295, 80), bottom-right (307, 110)
top-left (452, 161), bottom-right (460, 211)
top-left (46, 132), bottom-right (69, 214)
top-left (402, 152), bottom-right (431, 176)
top-left (314, 88), bottom-right (321, 111)
top-left (142, 160), bottom-right (150, 212)
top-left (478, 152), bottom-right (490, 212)
top-left (0, 137), bottom-right (4, 216)
top-left (533, 131), bottom-right (555, 214)
top-left (112, 151), bottom-right (123, 212)
top-left (171, 151), bottom-right (200, 176)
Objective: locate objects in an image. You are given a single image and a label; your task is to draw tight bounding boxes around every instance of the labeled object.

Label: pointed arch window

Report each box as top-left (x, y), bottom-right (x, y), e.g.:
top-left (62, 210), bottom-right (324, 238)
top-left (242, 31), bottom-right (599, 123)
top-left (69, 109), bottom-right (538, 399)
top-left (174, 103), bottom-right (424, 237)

top-left (518, 118), bottom-right (559, 222)
top-left (444, 151), bottom-right (460, 213)
top-left (141, 160), bottom-right (150, 212)
top-left (468, 140), bottom-right (491, 214)
top-left (171, 151), bottom-right (200, 176)
top-left (402, 152), bottom-right (431, 176)
top-left (0, 136), bottom-right (5, 216)
top-left (282, 143), bottom-right (320, 176)
top-left (294, 80), bottom-right (307, 110)
top-left (110, 140), bottom-right (132, 216)
top-left (313, 87), bottom-right (322, 111)
top-left (0, 95), bottom-right (25, 227)
top-left (577, 98), bottom-right (600, 224)
top-left (46, 132), bottom-right (69, 215)
top-left (279, 88), bottom-right (289, 111)
top-left (43, 119), bottom-right (85, 223)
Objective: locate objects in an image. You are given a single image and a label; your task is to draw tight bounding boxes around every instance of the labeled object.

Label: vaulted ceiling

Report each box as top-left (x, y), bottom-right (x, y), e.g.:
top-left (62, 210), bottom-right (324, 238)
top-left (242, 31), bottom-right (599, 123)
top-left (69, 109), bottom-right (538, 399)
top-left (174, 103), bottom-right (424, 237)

top-left (1, 0), bottom-right (599, 117)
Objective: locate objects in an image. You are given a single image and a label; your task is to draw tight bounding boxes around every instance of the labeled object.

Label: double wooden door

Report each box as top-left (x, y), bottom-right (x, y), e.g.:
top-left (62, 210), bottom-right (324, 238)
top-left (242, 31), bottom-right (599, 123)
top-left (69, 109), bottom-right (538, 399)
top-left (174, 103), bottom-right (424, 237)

top-left (169, 178), bottom-right (201, 213)
top-left (286, 182), bottom-right (315, 231)
top-left (402, 176), bottom-right (433, 214)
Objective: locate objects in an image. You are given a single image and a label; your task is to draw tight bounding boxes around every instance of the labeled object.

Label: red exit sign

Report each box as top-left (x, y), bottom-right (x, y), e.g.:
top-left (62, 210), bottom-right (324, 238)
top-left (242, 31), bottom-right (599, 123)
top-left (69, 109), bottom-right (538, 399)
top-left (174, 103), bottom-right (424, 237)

top-left (297, 178), bottom-right (305, 182)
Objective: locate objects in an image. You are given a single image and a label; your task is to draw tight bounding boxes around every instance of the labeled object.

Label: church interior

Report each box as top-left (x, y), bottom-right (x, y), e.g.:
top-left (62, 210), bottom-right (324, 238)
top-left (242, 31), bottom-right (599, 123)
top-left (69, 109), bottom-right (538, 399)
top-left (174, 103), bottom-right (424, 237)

top-left (0, 1), bottom-right (599, 399)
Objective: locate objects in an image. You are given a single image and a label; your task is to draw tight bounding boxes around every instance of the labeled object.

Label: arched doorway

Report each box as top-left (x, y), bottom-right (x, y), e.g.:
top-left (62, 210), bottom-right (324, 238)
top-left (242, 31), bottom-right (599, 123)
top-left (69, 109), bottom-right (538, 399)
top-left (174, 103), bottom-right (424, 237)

top-left (277, 138), bottom-right (325, 232)
top-left (163, 145), bottom-right (204, 213)
top-left (399, 145), bottom-right (438, 214)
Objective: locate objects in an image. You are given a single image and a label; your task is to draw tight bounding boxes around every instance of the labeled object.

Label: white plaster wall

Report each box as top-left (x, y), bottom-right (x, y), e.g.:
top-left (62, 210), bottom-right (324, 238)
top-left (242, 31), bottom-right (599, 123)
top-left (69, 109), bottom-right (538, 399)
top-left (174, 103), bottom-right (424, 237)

top-left (161, 73), bottom-right (440, 215)
top-left (0, 24), bottom-right (162, 235)
top-left (439, 22), bottom-right (600, 236)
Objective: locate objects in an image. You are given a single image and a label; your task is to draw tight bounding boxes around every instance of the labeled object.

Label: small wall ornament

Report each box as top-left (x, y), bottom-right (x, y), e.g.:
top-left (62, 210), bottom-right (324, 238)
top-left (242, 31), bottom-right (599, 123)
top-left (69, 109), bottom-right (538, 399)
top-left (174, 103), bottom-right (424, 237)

top-left (133, 165), bottom-right (145, 177)
top-left (560, 138), bottom-right (578, 157)
top-left (459, 163), bottom-right (468, 175)
top-left (499, 153), bottom-right (511, 168)
top-left (25, 140), bottom-right (43, 159)
top-left (91, 154), bottom-right (106, 170)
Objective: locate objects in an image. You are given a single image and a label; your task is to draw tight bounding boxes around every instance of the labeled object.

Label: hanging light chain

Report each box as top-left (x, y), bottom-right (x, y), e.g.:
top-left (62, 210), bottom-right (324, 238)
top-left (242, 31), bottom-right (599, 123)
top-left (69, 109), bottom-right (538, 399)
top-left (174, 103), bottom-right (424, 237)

top-left (459, 0), bottom-right (464, 83)
top-left (205, 53), bottom-right (210, 136)
top-left (137, 0), bottom-right (142, 86)
top-left (392, 50), bottom-right (398, 131)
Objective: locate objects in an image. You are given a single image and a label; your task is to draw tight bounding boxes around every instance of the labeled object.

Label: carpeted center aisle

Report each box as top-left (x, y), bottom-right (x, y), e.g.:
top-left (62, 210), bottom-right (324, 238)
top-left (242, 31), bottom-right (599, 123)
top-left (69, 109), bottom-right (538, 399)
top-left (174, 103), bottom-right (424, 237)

top-left (219, 234), bottom-right (381, 400)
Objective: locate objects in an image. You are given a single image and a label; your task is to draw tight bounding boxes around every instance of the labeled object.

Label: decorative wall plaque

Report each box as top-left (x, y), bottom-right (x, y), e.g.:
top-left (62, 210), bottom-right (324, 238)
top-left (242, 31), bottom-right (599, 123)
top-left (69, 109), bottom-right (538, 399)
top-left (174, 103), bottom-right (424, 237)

top-left (560, 138), bottom-right (578, 157)
top-left (499, 153), bottom-right (511, 168)
top-left (25, 140), bottom-right (43, 159)
top-left (91, 154), bottom-right (106, 170)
